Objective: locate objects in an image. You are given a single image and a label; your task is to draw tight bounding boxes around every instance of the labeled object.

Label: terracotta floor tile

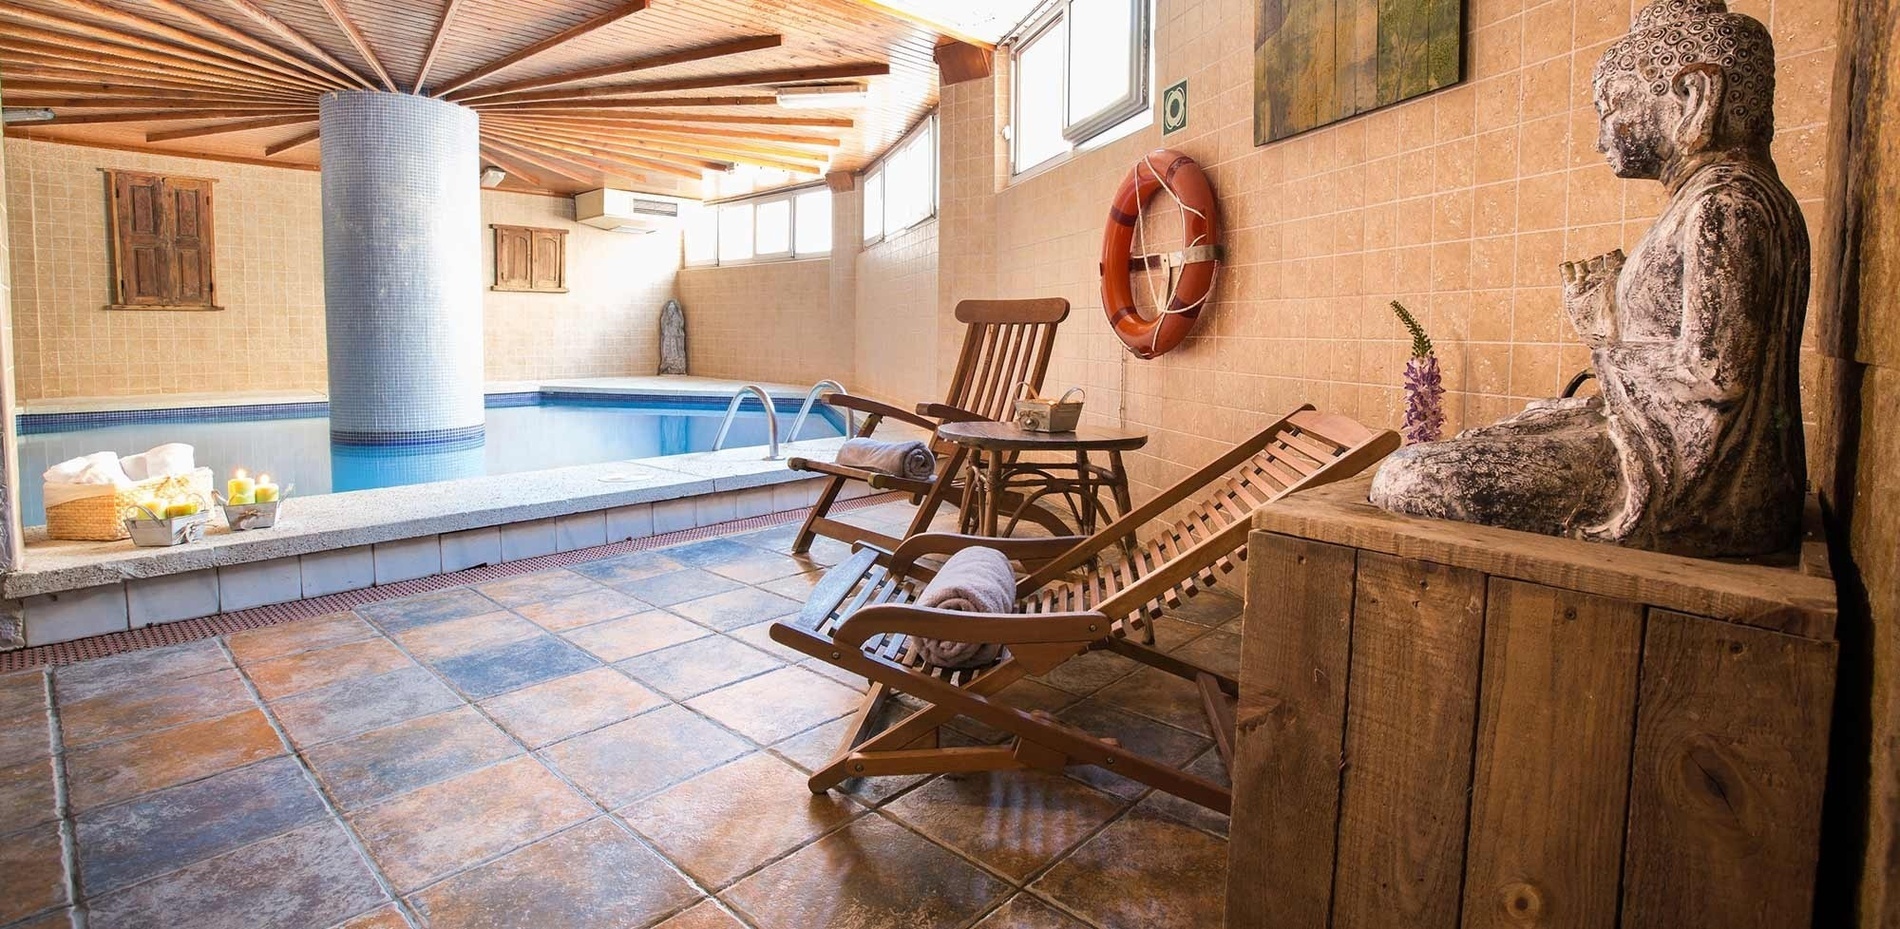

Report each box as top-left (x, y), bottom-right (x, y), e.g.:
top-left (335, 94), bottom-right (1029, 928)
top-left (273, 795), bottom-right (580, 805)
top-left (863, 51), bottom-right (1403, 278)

top-left (661, 538), bottom-right (761, 568)
top-left (247, 638), bottom-right (414, 701)
top-left (57, 668), bottom-right (255, 749)
top-left (1164, 588), bottom-right (1245, 627)
top-left (84, 819), bottom-right (388, 929)
top-left (757, 571), bottom-right (826, 601)
top-left (769, 715), bottom-right (927, 806)
top-left (1133, 749), bottom-right (1231, 839)
top-left (1030, 650), bottom-right (1142, 697)
top-left (3, 909), bottom-right (75, 929)
top-left (667, 588), bottom-right (803, 632)
top-left (1092, 668), bottom-right (1216, 736)
top-left (0, 824), bottom-right (69, 925)
top-left (1031, 807), bottom-right (1227, 929)
top-left (1053, 701), bottom-right (1212, 800)
top-left (562, 610), bottom-right (711, 663)
top-left (541, 705), bottom-right (752, 808)
top-left (474, 569), bottom-right (605, 608)
top-left (515, 587), bottom-right (651, 632)
top-left (622, 752), bottom-right (859, 888)
top-left (349, 755), bottom-right (595, 892)
top-left (1165, 628), bottom-right (1242, 680)
top-left (393, 611), bottom-right (540, 663)
top-left (480, 667), bottom-right (665, 748)
top-left (945, 679), bottom-right (1085, 745)
top-left (409, 818), bottom-right (698, 929)
top-left (226, 612), bottom-right (379, 665)
top-left (429, 634), bottom-right (600, 699)
top-left (53, 639), bottom-right (230, 704)
top-left (702, 550), bottom-right (814, 585)
top-left (617, 636), bottom-right (782, 701)
top-left (0, 756), bottom-right (59, 835)
top-left (272, 666), bottom-right (462, 749)
top-left (1148, 616), bottom-right (1215, 652)
top-left (724, 815), bottom-right (1010, 929)
top-left (726, 620), bottom-right (812, 664)
top-left (358, 588), bottom-right (502, 634)
top-left (305, 707), bottom-right (522, 809)
top-left (687, 666), bottom-right (863, 745)
top-left (800, 657), bottom-right (872, 693)
top-left (0, 707), bottom-right (51, 768)
top-left (655, 900), bottom-right (748, 929)
top-left (334, 904), bottom-right (413, 928)
top-left (615, 568), bottom-right (745, 608)
top-left (65, 708), bottom-right (285, 811)
top-left (885, 771), bottom-right (1129, 880)
top-left (76, 755), bottom-right (329, 894)
top-left (569, 551), bottom-right (685, 587)
top-left (973, 894), bottom-right (1094, 928)
top-left (0, 670), bottom-right (46, 718)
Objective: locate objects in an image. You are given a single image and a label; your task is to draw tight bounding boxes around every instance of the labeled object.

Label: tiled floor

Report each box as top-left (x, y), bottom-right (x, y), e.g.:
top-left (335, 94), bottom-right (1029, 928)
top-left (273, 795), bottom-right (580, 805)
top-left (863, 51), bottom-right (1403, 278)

top-left (0, 503), bottom-right (1240, 929)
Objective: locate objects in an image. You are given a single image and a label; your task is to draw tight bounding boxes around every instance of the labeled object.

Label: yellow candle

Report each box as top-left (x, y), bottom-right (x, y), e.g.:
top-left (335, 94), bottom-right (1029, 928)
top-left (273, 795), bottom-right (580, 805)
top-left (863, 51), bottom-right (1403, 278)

top-left (164, 500), bottom-right (200, 518)
top-left (253, 474), bottom-right (279, 504)
top-left (137, 497), bottom-right (165, 520)
top-left (227, 468), bottom-right (255, 505)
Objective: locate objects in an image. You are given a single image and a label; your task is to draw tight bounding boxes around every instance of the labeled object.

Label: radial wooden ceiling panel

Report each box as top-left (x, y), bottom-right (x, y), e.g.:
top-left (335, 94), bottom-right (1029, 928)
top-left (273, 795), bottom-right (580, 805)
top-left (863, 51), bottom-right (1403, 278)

top-left (0, 0), bottom-right (950, 197)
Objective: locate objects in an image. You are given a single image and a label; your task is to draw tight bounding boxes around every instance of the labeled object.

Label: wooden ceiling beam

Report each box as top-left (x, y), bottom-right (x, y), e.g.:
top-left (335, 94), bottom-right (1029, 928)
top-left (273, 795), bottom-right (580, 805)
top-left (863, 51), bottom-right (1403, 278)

top-left (146, 113), bottom-right (317, 142)
top-left (18, 108), bottom-right (312, 125)
top-left (484, 126), bottom-right (707, 179)
top-left (479, 143), bottom-right (552, 189)
top-left (137, 0), bottom-right (348, 90)
top-left (315, 0), bottom-right (398, 92)
top-left (265, 128), bottom-right (320, 157)
top-left (0, 77), bottom-right (301, 104)
top-left (471, 95), bottom-right (781, 111)
top-left (487, 116), bottom-right (834, 163)
top-left (0, 7), bottom-right (326, 92)
top-left (492, 121), bottom-right (821, 176)
top-left (5, 96), bottom-right (315, 110)
top-left (446, 34), bottom-right (783, 102)
top-left (412, 0), bottom-right (466, 93)
top-left (215, 0), bottom-right (378, 90)
top-left (496, 115), bottom-right (840, 147)
top-left (840, 0), bottom-right (997, 50)
top-left (506, 110), bottom-right (854, 128)
top-left (0, 26), bottom-right (315, 95)
top-left (479, 135), bottom-right (601, 185)
top-left (467, 61), bottom-right (891, 107)
top-left (0, 60), bottom-right (308, 101)
top-left (432, 0), bottom-right (651, 97)
top-left (27, 0), bottom-right (335, 91)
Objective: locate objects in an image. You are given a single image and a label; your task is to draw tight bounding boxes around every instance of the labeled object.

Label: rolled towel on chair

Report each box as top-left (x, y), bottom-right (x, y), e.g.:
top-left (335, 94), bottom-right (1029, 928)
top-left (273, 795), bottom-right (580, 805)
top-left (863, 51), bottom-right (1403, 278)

top-left (912, 546), bottom-right (1018, 670)
top-left (835, 437), bottom-right (935, 481)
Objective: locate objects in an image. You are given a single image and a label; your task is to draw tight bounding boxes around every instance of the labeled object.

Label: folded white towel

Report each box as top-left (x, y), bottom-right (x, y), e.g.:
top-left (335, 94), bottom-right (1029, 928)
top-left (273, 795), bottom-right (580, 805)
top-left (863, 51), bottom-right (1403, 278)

top-left (45, 451), bottom-right (131, 486)
top-left (911, 546), bottom-right (1019, 670)
top-left (121, 443), bottom-right (195, 481)
top-left (836, 438), bottom-right (935, 481)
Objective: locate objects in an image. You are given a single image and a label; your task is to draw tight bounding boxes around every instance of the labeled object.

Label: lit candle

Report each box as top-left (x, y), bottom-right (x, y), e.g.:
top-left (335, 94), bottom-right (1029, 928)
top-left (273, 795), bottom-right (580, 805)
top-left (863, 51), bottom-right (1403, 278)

top-left (253, 474), bottom-right (279, 504)
top-left (227, 468), bottom-right (255, 505)
top-left (164, 499), bottom-right (200, 518)
top-left (137, 497), bottom-right (165, 520)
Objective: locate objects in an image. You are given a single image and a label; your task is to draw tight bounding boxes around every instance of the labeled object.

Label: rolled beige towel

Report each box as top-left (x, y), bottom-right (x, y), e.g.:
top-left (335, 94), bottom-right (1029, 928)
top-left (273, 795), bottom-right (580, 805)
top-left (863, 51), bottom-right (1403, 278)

top-left (836, 437), bottom-right (935, 481)
top-left (912, 546), bottom-right (1018, 670)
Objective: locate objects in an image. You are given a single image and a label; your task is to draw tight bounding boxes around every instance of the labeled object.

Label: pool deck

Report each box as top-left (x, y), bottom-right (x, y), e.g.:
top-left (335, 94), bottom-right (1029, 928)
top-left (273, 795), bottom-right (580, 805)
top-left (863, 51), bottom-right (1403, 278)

top-left (6, 377), bottom-right (912, 647)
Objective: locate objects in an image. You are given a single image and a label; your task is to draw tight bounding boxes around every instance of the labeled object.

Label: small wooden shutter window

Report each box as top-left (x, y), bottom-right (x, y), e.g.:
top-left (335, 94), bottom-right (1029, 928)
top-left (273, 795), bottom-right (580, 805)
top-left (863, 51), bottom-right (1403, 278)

top-left (491, 224), bottom-right (567, 293)
top-left (106, 170), bottom-right (219, 311)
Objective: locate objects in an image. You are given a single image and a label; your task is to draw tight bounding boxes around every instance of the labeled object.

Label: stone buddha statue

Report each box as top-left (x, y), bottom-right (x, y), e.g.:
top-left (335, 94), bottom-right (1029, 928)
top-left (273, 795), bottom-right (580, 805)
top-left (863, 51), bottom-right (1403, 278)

top-left (1368, 0), bottom-right (1809, 558)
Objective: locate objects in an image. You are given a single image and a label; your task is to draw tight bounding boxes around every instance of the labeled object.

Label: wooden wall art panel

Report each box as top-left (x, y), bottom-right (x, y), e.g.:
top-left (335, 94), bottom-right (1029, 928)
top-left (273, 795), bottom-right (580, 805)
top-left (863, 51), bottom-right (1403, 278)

top-left (1253, 0), bottom-right (1464, 143)
top-left (105, 169), bottom-right (219, 310)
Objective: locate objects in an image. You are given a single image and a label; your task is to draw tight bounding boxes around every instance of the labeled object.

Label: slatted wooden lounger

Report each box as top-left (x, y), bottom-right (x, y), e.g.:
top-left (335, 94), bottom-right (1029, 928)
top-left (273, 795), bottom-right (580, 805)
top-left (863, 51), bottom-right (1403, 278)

top-left (770, 405), bottom-right (1400, 813)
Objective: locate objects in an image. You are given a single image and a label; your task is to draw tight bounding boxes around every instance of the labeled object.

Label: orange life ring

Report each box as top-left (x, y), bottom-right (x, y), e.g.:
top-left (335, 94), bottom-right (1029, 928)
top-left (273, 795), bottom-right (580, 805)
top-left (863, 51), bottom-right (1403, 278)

top-left (1100, 149), bottom-right (1221, 360)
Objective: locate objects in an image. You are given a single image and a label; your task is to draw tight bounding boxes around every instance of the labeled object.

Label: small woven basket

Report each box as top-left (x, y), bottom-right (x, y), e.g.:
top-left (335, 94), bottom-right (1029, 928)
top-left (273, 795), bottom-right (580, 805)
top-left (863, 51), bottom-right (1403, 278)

top-left (44, 468), bottom-right (215, 542)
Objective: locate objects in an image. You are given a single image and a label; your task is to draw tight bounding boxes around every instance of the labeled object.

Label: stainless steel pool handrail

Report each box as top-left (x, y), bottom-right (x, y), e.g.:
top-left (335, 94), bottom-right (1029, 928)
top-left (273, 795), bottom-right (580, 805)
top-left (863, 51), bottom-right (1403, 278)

top-left (789, 380), bottom-right (854, 442)
top-left (712, 384), bottom-right (780, 459)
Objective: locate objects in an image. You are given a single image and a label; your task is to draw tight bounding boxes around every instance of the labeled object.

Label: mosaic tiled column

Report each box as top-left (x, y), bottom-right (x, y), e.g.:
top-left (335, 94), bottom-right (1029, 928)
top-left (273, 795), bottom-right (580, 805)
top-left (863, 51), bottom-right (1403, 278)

top-left (319, 91), bottom-right (484, 445)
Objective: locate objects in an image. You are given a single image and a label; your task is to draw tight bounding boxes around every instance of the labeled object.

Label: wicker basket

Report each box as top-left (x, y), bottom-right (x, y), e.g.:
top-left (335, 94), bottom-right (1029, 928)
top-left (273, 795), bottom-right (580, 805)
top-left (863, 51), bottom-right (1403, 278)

top-left (45, 468), bottom-right (215, 542)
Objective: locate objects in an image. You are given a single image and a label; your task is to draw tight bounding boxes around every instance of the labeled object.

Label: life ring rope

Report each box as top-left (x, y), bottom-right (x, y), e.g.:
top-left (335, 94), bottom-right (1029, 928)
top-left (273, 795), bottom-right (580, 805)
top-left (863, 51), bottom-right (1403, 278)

top-left (1130, 153), bottom-right (1220, 355)
top-left (1101, 149), bottom-right (1221, 360)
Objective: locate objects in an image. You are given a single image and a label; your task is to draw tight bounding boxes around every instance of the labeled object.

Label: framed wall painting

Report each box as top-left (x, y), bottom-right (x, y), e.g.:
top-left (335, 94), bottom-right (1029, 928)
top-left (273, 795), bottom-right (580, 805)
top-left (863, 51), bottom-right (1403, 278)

top-left (1254, 0), bottom-right (1465, 144)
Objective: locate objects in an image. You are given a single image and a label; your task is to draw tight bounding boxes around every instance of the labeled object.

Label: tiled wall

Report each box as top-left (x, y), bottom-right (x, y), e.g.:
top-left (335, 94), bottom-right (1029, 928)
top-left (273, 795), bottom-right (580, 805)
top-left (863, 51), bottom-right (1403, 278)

top-left (941, 0), bottom-right (1840, 500)
top-left (3, 139), bottom-right (680, 401)
top-left (855, 217), bottom-right (940, 403)
top-left (676, 258), bottom-right (850, 388)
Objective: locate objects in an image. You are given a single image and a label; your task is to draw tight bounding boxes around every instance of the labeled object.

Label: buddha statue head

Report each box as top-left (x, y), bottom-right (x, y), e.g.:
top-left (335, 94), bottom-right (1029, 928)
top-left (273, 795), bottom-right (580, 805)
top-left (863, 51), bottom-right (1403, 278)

top-left (1592, 0), bottom-right (1777, 179)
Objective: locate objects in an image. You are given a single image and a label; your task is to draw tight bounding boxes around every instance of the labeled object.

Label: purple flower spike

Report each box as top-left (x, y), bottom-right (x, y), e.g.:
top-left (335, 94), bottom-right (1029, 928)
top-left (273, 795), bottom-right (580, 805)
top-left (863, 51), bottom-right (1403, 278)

top-left (1390, 300), bottom-right (1444, 444)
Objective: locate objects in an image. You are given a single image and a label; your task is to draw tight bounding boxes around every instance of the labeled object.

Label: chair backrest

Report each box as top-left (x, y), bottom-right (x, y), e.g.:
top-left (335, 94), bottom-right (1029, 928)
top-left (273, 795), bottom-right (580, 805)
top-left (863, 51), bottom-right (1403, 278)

top-left (941, 298), bottom-right (1071, 422)
top-left (1022, 407), bottom-right (1400, 624)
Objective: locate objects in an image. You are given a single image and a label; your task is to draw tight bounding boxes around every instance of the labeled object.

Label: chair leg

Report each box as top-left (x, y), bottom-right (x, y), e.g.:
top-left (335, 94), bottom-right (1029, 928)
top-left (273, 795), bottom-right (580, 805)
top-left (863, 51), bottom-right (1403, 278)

top-left (809, 662), bottom-right (1030, 793)
top-left (793, 475), bottom-right (850, 554)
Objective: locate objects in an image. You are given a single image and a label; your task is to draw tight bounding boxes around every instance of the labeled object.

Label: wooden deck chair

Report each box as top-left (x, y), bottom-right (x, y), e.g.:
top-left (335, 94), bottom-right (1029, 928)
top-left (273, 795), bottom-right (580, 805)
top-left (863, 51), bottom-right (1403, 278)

top-left (770, 406), bottom-right (1400, 813)
top-left (786, 298), bottom-right (1071, 555)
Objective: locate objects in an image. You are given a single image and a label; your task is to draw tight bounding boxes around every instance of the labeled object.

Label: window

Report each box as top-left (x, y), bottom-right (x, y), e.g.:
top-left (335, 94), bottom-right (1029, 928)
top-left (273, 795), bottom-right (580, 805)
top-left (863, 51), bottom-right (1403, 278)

top-left (105, 170), bottom-right (220, 310)
top-left (860, 115), bottom-right (937, 245)
top-left (681, 185), bottom-right (832, 267)
top-left (1009, 0), bottom-right (1152, 174)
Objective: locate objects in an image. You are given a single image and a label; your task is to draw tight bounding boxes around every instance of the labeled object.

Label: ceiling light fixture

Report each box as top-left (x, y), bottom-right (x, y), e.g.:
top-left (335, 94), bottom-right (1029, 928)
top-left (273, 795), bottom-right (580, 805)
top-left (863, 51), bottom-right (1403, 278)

top-left (480, 166), bottom-right (507, 188)
top-left (1, 108), bottom-right (56, 125)
top-left (775, 83), bottom-right (869, 109)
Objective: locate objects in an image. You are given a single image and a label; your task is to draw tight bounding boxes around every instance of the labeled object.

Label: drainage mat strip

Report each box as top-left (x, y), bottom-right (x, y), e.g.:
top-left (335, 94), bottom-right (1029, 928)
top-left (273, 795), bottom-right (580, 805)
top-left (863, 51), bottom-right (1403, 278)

top-left (0, 491), bottom-right (906, 673)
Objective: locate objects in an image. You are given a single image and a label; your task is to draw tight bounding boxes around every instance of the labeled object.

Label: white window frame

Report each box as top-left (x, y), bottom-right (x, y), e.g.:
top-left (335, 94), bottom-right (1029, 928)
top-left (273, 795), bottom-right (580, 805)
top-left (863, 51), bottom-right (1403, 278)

top-left (860, 113), bottom-right (938, 247)
top-left (1008, 0), bottom-right (1153, 176)
top-left (684, 182), bottom-right (831, 268)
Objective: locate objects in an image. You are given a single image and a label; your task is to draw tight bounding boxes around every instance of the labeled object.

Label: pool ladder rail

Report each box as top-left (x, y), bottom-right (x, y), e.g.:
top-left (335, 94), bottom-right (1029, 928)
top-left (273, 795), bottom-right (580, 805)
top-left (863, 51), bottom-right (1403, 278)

top-left (711, 380), bottom-right (855, 459)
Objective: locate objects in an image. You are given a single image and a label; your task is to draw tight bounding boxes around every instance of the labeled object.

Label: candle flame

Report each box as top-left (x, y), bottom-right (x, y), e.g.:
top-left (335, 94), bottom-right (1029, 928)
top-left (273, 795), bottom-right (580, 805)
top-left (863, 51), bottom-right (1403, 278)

top-left (257, 473), bottom-right (271, 484)
top-left (233, 468), bottom-right (248, 479)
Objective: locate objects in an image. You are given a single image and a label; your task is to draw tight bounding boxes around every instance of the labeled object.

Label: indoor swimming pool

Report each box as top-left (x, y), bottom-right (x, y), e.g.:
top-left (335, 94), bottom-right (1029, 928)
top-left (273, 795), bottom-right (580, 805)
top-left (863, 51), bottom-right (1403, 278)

top-left (16, 392), bottom-right (843, 526)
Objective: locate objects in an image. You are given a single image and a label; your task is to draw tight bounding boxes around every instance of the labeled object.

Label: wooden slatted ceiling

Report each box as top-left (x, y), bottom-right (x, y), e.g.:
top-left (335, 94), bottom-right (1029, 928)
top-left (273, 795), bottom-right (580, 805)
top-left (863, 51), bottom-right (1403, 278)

top-left (0, 0), bottom-right (951, 197)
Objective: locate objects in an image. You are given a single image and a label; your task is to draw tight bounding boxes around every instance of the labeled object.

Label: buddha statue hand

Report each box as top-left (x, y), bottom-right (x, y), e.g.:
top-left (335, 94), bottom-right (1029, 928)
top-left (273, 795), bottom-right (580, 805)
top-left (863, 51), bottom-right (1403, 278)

top-left (1561, 248), bottom-right (1625, 346)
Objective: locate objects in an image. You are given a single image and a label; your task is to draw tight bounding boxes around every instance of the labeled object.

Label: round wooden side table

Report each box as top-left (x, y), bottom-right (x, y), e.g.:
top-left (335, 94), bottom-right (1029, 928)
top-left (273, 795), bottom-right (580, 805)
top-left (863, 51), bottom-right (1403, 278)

top-left (935, 421), bottom-right (1149, 538)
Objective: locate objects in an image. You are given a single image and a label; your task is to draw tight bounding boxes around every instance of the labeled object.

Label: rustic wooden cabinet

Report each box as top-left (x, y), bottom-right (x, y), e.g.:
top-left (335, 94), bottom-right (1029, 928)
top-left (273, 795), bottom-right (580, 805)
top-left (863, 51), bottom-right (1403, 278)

top-left (106, 170), bottom-right (219, 310)
top-left (491, 223), bottom-right (567, 293)
top-left (1229, 478), bottom-right (1838, 929)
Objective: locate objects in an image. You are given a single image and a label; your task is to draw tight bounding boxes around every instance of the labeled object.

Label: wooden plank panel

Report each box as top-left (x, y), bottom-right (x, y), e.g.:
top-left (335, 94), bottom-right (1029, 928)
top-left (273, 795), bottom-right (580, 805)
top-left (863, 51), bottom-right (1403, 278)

top-left (1460, 580), bottom-right (1644, 929)
top-left (1620, 611), bottom-right (1837, 929)
top-left (1424, 0), bottom-right (1463, 92)
top-left (1331, 550), bottom-right (1486, 929)
top-left (1227, 530), bottom-right (1357, 929)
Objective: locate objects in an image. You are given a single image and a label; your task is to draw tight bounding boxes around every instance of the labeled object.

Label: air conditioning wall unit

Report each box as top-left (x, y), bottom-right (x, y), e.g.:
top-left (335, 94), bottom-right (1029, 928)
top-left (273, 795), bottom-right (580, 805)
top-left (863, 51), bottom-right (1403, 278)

top-left (575, 188), bottom-right (681, 234)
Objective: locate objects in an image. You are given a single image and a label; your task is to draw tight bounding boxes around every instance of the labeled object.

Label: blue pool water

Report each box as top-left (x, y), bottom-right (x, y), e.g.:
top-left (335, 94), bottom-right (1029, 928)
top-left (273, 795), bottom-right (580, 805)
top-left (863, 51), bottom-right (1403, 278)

top-left (17, 393), bottom-right (842, 527)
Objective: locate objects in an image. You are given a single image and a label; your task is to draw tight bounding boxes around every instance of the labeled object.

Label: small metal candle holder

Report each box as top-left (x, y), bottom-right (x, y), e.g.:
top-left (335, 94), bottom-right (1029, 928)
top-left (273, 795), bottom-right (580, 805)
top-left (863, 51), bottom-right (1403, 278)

top-left (215, 485), bottom-right (290, 532)
top-left (125, 501), bottom-right (210, 548)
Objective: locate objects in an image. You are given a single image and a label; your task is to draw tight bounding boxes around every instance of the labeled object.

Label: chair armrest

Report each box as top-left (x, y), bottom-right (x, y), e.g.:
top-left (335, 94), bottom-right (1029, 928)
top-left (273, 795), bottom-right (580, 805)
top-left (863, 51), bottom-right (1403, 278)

top-left (889, 532), bottom-right (1089, 578)
top-left (915, 402), bottom-right (989, 424)
top-left (833, 603), bottom-right (1109, 653)
top-left (823, 393), bottom-right (939, 431)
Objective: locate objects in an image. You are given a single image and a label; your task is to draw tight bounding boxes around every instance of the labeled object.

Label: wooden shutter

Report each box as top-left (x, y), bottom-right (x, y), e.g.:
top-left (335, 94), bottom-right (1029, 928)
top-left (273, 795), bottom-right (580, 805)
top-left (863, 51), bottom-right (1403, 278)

top-left (106, 170), bottom-right (219, 310)
top-left (529, 229), bottom-right (567, 291)
top-left (491, 224), bottom-right (568, 293)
